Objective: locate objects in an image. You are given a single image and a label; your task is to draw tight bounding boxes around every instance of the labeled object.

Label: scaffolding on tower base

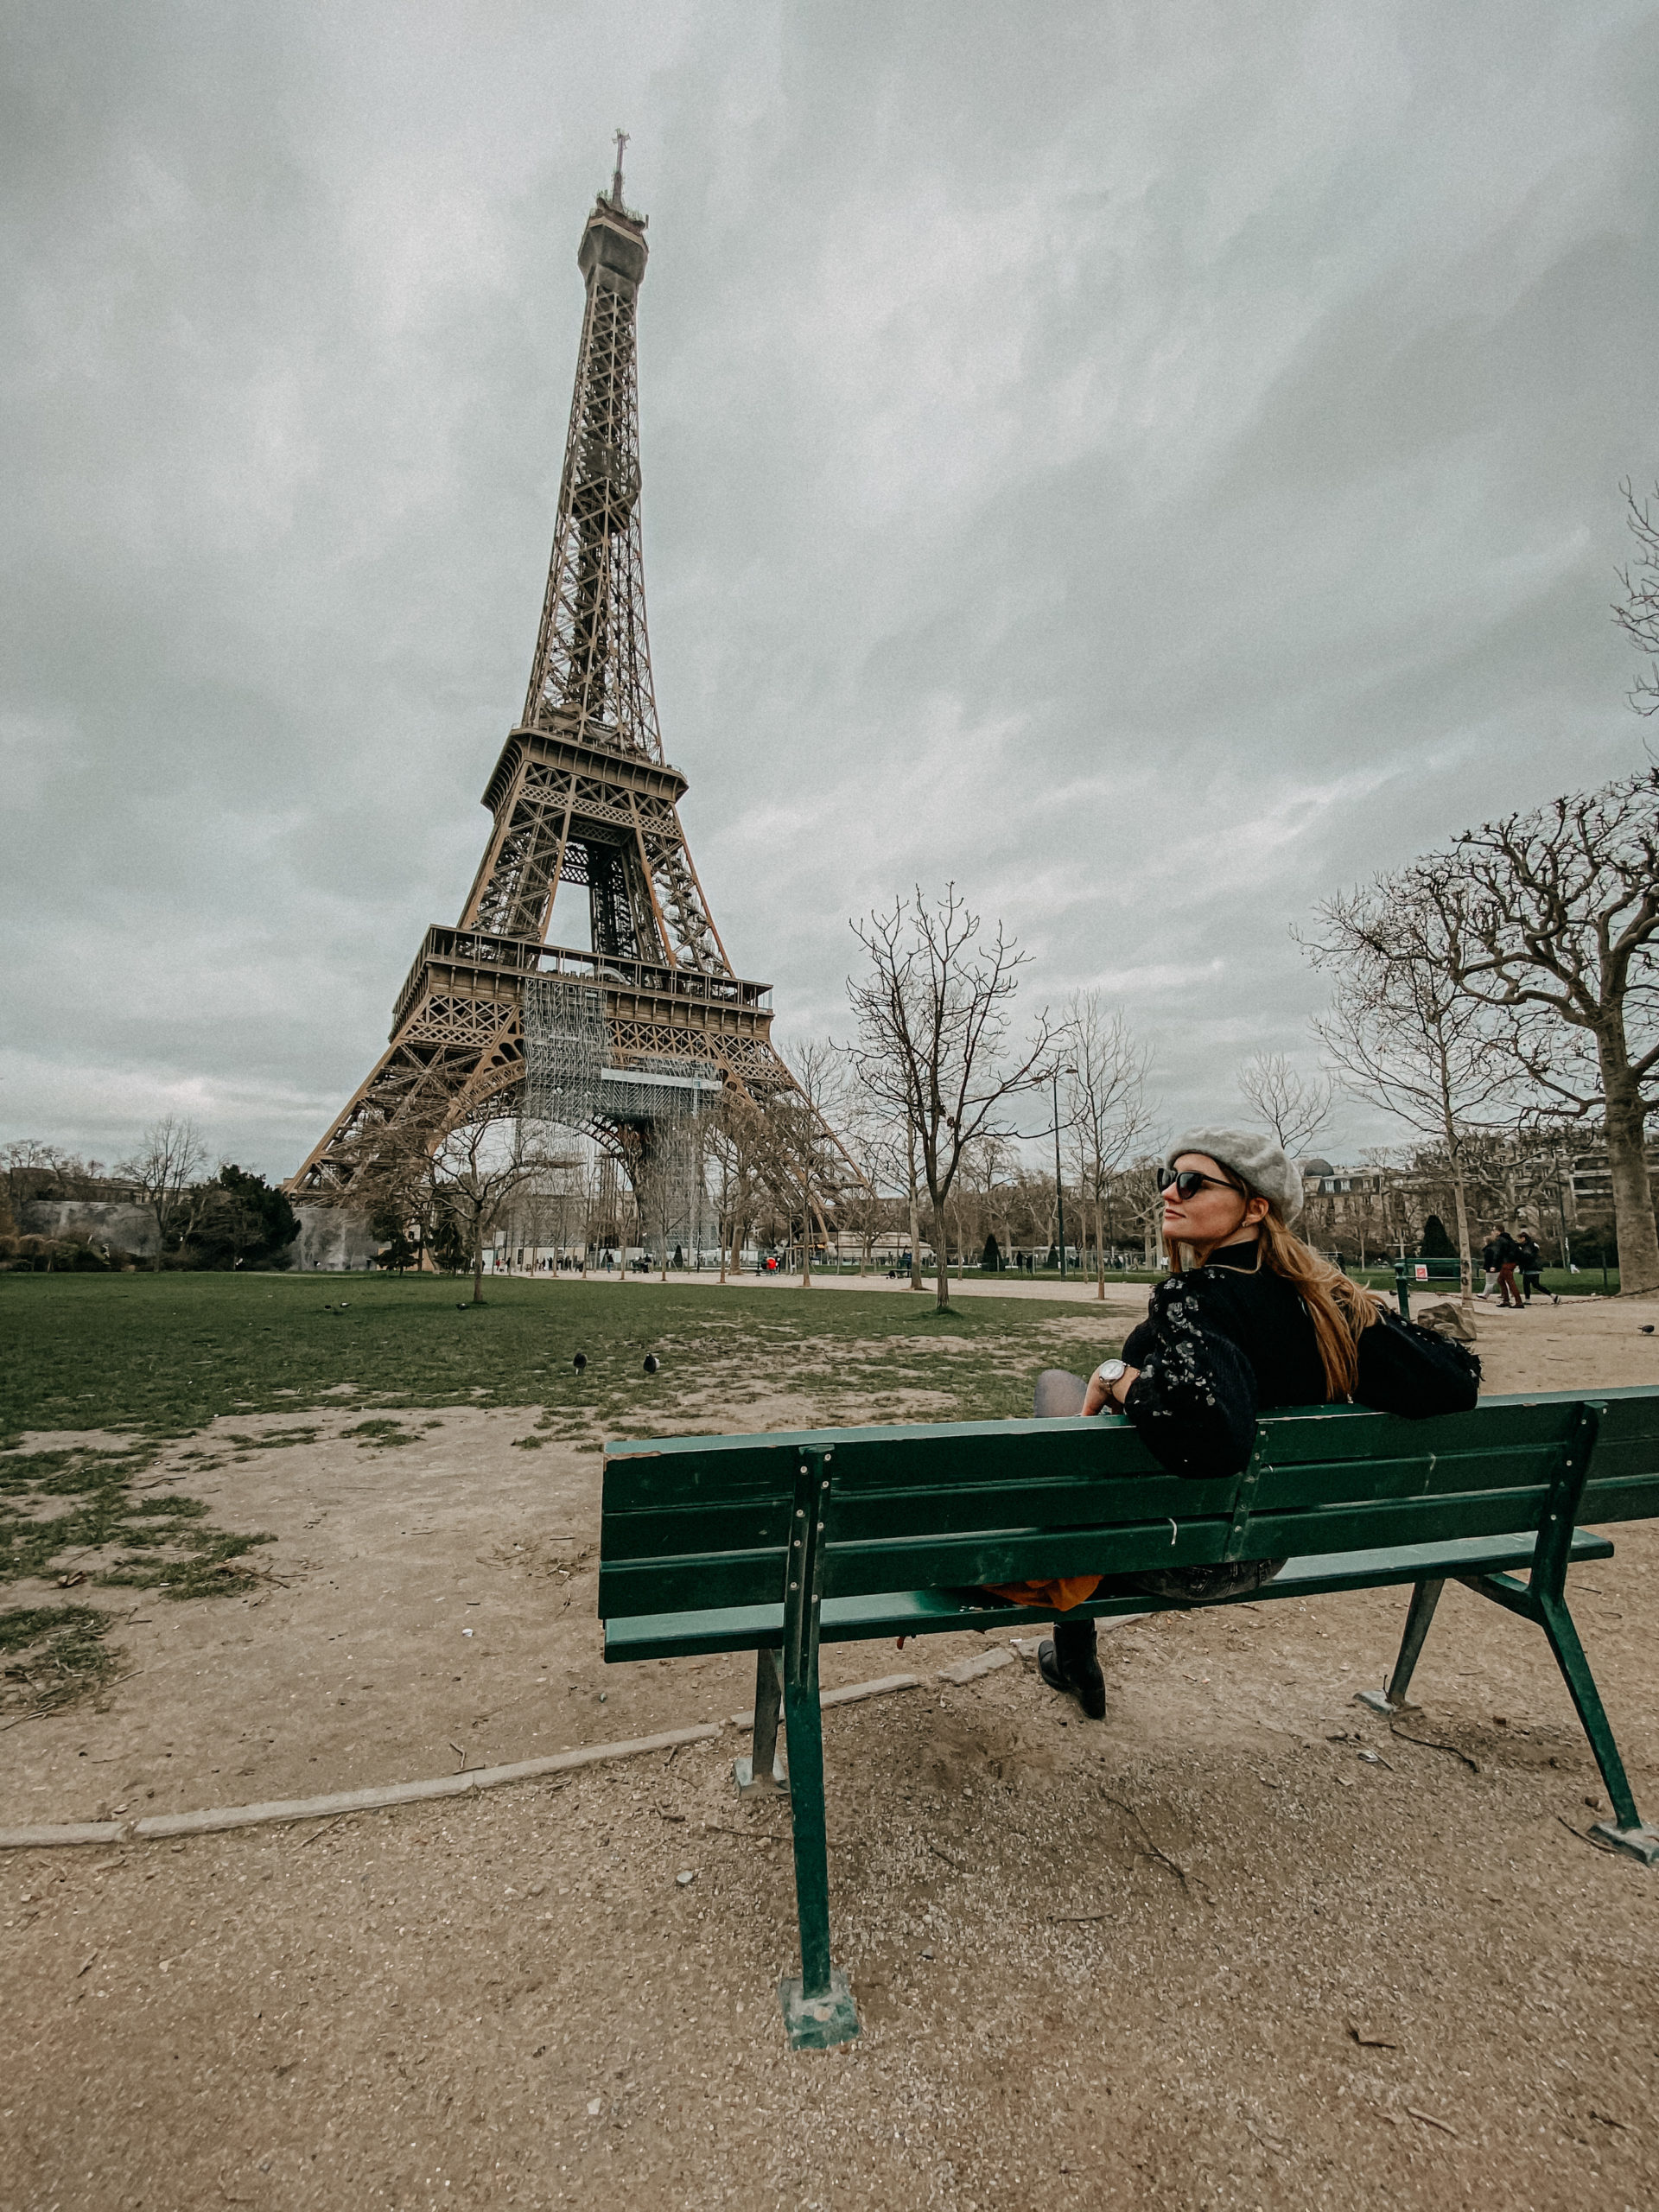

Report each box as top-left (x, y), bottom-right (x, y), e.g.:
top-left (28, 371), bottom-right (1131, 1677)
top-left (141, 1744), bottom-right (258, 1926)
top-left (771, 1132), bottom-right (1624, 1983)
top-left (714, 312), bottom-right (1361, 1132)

top-left (520, 971), bottom-right (721, 1264)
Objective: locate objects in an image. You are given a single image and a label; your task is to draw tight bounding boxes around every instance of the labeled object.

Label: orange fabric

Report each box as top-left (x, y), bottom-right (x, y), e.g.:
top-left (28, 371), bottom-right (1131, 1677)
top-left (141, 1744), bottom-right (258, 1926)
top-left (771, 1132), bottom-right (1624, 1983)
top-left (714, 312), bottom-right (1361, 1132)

top-left (983, 1573), bottom-right (1103, 1614)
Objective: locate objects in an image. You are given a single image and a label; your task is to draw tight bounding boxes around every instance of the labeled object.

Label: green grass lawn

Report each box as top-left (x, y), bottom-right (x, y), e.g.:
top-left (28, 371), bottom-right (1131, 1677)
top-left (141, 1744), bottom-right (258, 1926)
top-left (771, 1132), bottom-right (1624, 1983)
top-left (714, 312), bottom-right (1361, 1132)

top-left (0, 1276), bottom-right (1128, 1710)
top-left (0, 1274), bottom-right (1122, 1665)
top-left (0, 1271), bottom-right (1124, 1446)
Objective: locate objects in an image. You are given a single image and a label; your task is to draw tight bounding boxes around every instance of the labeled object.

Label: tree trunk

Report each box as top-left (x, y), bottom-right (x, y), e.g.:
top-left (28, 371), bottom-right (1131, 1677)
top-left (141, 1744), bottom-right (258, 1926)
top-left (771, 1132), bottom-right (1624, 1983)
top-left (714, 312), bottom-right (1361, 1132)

top-left (1094, 1193), bottom-right (1105, 1300)
top-left (932, 1198), bottom-right (950, 1312)
top-left (908, 1185), bottom-right (924, 1291)
top-left (1597, 1025), bottom-right (1659, 1294)
top-left (1450, 1157), bottom-right (1473, 1311)
top-left (472, 1237), bottom-right (485, 1305)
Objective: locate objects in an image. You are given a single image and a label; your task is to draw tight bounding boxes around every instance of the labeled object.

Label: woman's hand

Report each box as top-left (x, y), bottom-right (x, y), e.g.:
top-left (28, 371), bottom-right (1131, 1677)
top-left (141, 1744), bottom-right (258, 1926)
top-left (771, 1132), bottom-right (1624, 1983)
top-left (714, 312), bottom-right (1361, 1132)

top-left (1083, 1365), bottom-right (1140, 1416)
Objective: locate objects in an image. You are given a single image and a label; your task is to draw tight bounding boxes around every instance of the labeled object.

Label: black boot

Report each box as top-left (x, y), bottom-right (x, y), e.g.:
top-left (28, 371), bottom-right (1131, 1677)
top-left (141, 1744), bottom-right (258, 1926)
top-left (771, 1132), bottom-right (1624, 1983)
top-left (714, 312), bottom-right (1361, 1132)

top-left (1038, 1618), bottom-right (1106, 1720)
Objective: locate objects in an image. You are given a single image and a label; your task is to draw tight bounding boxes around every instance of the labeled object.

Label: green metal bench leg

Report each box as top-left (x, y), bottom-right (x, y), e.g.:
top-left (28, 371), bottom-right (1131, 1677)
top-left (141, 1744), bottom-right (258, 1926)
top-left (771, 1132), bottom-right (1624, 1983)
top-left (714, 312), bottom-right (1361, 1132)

top-left (779, 1667), bottom-right (857, 2044)
top-left (1533, 1592), bottom-right (1659, 1865)
top-left (734, 1647), bottom-right (786, 1796)
top-left (1356, 1577), bottom-right (1444, 1715)
top-left (1459, 1404), bottom-right (1657, 1864)
top-left (776, 1446), bottom-right (859, 2050)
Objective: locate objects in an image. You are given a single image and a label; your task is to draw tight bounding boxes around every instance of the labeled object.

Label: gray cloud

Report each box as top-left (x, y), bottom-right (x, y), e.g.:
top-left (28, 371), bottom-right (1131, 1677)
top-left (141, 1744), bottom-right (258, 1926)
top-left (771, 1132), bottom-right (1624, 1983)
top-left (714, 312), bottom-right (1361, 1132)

top-left (3, 0), bottom-right (1657, 1172)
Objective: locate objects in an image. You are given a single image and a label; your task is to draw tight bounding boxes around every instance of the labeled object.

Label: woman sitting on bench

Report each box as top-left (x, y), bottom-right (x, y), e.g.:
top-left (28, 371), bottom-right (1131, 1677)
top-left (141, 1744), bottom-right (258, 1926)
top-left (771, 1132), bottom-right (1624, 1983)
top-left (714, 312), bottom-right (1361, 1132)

top-left (1015, 1127), bottom-right (1481, 1719)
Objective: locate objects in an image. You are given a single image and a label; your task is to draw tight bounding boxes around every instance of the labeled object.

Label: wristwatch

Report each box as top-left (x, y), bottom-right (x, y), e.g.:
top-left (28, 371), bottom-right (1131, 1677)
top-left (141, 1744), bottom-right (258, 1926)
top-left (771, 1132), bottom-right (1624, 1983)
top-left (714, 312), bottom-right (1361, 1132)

top-left (1094, 1359), bottom-right (1128, 1399)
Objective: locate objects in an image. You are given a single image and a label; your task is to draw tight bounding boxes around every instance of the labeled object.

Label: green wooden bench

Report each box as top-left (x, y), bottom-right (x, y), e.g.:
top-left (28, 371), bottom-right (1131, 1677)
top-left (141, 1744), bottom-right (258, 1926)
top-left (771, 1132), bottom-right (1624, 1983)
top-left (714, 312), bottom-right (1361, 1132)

top-left (600, 1386), bottom-right (1659, 2048)
top-left (1391, 1255), bottom-right (1465, 1319)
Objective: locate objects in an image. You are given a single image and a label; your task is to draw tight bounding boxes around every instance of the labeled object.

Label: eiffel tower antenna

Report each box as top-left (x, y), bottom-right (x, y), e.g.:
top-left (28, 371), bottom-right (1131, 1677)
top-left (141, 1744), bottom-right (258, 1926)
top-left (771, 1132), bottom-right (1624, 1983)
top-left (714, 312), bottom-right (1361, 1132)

top-left (289, 162), bottom-right (805, 1202)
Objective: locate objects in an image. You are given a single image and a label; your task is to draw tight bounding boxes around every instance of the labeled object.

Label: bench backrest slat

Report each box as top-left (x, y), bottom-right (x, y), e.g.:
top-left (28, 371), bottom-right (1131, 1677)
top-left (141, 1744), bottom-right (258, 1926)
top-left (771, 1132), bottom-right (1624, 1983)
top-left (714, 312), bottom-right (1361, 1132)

top-left (1574, 1391), bottom-right (1659, 1522)
top-left (599, 1389), bottom-right (1659, 1623)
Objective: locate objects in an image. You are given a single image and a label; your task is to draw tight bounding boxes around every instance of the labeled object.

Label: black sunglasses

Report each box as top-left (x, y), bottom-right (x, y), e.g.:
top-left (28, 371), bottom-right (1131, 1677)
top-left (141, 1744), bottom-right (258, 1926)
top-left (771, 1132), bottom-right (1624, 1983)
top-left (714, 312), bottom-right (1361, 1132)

top-left (1158, 1166), bottom-right (1244, 1201)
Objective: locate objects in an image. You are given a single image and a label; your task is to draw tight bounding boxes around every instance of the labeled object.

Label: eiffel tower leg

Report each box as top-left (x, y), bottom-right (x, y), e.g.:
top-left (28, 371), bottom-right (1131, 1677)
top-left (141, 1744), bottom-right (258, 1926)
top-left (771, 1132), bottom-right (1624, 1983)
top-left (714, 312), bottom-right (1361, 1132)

top-left (289, 1014), bottom-right (521, 1194)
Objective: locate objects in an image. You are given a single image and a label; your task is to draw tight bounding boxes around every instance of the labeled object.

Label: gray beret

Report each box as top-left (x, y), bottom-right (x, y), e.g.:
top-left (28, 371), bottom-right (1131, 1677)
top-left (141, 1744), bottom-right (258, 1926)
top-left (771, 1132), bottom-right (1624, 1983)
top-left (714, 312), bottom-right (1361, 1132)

top-left (1165, 1128), bottom-right (1305, 1223)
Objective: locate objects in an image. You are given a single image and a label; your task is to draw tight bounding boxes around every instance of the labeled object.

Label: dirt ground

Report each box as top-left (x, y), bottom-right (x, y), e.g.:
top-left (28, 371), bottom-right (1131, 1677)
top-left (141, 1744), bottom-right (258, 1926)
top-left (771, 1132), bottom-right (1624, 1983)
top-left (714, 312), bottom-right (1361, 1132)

top-left (4, 1294), bottom-right (1659, 2209)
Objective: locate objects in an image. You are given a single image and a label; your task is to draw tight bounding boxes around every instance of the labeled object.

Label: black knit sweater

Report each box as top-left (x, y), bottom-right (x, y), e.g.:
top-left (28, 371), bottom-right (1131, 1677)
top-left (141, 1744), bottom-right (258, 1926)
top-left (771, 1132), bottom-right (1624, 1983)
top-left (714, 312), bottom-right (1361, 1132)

top-left (1119, 1243), bottom-right (1480, 1478)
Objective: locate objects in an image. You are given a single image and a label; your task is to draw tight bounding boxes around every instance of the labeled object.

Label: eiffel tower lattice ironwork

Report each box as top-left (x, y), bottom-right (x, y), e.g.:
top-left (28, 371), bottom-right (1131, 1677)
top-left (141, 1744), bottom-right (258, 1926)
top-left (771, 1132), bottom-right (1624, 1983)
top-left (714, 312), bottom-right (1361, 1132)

top-left (291, 152), bottom-right (792, 1197)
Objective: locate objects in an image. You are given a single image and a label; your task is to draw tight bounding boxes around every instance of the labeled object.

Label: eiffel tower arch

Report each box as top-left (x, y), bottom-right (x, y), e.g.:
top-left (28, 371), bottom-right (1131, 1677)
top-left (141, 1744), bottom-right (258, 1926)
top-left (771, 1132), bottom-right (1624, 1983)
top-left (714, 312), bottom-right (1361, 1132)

top-left (290, 148), bottom-right (796, 1206)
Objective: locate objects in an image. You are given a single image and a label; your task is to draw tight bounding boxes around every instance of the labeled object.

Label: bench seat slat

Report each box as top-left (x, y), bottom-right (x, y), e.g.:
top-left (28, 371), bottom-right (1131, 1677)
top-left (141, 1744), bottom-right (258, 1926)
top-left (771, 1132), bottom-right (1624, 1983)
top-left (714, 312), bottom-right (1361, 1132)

top-left (601, 1526), bottom-right (1617, 1662)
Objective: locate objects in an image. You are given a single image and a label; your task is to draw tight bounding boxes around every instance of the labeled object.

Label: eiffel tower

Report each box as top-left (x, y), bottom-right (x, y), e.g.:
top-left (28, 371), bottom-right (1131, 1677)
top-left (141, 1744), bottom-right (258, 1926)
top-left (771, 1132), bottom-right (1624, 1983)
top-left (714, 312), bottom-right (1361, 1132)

top-left (291, 143), bottom-right (792, 1198)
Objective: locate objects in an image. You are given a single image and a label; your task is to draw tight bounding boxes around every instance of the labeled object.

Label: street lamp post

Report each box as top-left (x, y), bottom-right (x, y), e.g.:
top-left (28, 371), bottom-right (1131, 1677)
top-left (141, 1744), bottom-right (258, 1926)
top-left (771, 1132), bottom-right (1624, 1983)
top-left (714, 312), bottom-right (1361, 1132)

top-left (1052, 1065), bottom-right (1068, 1282)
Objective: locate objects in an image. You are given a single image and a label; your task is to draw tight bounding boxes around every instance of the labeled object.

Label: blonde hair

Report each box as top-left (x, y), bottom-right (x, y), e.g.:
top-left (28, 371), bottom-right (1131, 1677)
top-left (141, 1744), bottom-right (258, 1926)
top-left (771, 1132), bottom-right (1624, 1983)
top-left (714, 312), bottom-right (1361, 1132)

top-left (1177, 1179), bottom-right (1384, 1402)
top-left (1257, 1211), bottom-right (1383, 1399)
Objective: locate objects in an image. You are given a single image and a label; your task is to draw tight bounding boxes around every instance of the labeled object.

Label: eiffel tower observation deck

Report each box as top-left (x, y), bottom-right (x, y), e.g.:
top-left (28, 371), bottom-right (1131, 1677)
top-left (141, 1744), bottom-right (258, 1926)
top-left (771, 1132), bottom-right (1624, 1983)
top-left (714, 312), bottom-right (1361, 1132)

top-left (291, 145), bottom-right (791, 1195)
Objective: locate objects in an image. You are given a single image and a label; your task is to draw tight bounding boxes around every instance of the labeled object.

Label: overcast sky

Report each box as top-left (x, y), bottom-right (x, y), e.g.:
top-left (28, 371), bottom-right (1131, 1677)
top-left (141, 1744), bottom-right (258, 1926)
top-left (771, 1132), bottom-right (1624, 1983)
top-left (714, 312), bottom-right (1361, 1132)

top-left (5, 0), bottom-right (1658, 1180)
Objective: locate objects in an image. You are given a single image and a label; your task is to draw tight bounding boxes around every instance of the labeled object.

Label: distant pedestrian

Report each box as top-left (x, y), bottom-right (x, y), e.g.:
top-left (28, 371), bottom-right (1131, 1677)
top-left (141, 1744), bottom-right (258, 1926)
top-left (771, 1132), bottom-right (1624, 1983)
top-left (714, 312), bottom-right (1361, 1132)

top-left (1492, 1228), bottom-right (1524, 1309)
top-left (1479, 1234), bottom-right (1501, 1300)
top-left (1516, 1230), bottom-right (1549, 1305)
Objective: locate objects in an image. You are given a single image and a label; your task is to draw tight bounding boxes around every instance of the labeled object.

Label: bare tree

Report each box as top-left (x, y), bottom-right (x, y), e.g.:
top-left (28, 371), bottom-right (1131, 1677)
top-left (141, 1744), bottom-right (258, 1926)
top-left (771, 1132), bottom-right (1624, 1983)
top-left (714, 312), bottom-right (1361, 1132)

top-left (1614, 478), bottom-right (1659, 715)
top-left (833, 1090), bottom-right (905, 1275)
top-left (706, 1092), bottom-right (766, 1282)
top-left (1110, 1156), bottom-right (1167, 1269)
top-left (575, 1142), bottom-right (603, 1274)
top-left (1457, 1128), bottom-right (1573, 1251)
top-left (957, 1132), bottom-right (1017, 1269)
top-left (847, 886), bottom-right (1055, 1313)
top-left (1403, 772), bottom-right (1659, 1296)
top-left (2, 1141), bottom-right (82, 1216)
top-left (901, 1122), bottom-right (926, 1291)
top-left (1064, 995), bottom-right (1154, 1300)
top-left (431, 1108), bottom-right (560, 1304)
top-left (1236, 1052), bottom-right (1334, 1156)
top-left (338, 1115), bottom-right (439, 1273)
top-left (1303, 895), bottom-right (1524, 1307)
top-left (772, 1041), bottom-right (844, 1287)
top-left (118, 1117), bottom-right (207, 1268)
top-left (625, 1120), bottom-right (694, 1283)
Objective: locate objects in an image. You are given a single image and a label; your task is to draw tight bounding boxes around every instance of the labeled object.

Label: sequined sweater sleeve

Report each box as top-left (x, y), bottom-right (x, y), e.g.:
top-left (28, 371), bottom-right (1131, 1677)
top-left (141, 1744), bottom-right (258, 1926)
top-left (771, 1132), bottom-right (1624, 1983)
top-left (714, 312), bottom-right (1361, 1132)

top-left (1116, 1275), bottom-right (1480, 1478)
top-left (1117, 1282), bottom-right (1260, 1478)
